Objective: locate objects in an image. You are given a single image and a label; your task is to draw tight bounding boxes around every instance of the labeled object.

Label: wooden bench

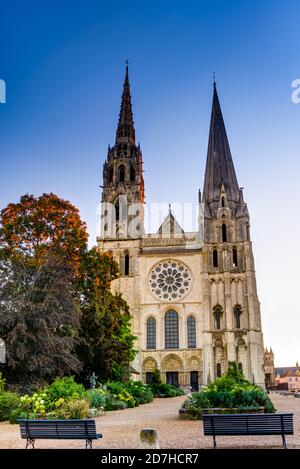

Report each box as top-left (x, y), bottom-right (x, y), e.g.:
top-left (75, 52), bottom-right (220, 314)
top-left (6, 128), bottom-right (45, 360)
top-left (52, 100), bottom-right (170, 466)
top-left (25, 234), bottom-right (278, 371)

top-left (203, 413), bottom-right (293, 448)
top-left (18, 419), bottom-right (102, 449)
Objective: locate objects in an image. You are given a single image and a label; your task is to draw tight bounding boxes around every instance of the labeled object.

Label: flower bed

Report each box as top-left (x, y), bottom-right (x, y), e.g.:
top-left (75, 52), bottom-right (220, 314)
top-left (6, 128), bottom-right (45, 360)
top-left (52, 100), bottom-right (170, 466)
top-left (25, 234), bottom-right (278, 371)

top-left (179, 363), bottom-right (276, 420)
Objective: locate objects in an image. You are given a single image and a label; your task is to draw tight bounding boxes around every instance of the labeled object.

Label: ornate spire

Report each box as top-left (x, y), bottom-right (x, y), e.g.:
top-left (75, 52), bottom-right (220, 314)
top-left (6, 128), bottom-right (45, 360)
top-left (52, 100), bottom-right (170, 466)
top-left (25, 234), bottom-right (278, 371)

top-left (203, 82), bottom-right (240, 211)
top-left (116, 63), bottom-right (135, 145)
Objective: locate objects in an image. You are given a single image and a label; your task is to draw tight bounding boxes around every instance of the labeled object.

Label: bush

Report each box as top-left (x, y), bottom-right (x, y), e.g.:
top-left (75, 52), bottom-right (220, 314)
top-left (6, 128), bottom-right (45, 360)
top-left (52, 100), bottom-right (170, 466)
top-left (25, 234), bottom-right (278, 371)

top-left (0, 372), bottom-right (5, 392)
top-left (0, 392), bottom-right (20, 421)
top-left (149, 369), bottom-right (162, 386)
top-left (181, 363), bottom-right (276, 419)
top-left (104, 398), bottom-right (127, 411)
top-left (87, 388), bottom-right (108, 409)
top-left (152, 383), bottom-right (184, 398)
top-left (50, 399), bottom-right (90, 419)
top-left (105, 381), bottom-right (136, 408)
top-left (122, 381), bottom-right (153, 405)
top-left (45, 377), bottom-right (86, 402)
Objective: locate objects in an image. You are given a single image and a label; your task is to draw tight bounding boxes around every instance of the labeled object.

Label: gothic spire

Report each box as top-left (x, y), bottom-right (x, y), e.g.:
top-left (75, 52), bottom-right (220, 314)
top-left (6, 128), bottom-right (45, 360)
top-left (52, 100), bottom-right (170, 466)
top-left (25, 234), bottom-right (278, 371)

top-left (116, 63), bottom-right (135, 145)
top-left (203, 82), bottom-right (240, 211)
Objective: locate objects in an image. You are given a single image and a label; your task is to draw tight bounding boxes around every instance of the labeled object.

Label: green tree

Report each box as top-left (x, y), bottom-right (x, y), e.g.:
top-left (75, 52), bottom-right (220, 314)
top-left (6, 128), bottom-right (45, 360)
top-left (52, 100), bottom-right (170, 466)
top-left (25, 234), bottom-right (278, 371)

top-left (0, 254), bottom-right (81, 391)
top-left (76, 248), bottom-right (136, 384)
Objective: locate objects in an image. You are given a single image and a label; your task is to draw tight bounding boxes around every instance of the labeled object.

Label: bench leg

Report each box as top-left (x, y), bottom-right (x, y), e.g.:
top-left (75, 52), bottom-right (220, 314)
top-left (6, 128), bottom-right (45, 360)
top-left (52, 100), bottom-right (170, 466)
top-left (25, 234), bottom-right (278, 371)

top-left (25, 438), bottom-right (35, 449)
top-left (85, 439), bottom-right (93, 449)
top-left (282, 434), bottom-right (287, 449)
top-left (212, 435), bottom-right (217, 449)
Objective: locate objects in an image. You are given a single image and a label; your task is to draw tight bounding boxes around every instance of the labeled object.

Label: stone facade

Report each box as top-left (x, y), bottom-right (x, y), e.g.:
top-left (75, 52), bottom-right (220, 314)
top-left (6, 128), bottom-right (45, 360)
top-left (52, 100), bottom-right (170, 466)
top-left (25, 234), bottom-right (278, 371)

top-left (98, 68), bottom-right (265, 390)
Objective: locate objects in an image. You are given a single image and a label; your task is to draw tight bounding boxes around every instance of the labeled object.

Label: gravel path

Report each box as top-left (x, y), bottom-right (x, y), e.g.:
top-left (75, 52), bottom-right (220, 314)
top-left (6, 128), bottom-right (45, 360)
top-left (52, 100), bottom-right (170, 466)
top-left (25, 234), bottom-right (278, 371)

top-left (0, 392), bottom-right (299, 449)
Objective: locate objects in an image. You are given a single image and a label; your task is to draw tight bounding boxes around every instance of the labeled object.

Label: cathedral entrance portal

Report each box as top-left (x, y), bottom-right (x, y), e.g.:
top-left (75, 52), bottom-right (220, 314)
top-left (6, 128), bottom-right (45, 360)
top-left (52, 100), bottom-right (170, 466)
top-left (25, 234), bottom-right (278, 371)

top-left (166, 372), bottom-right (179, 388)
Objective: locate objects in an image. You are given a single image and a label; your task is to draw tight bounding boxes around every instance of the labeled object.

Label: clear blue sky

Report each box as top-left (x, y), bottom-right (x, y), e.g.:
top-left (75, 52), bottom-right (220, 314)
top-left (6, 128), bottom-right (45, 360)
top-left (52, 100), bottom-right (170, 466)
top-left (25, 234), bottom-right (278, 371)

top-left (1, 0), bottom-right (299, 366)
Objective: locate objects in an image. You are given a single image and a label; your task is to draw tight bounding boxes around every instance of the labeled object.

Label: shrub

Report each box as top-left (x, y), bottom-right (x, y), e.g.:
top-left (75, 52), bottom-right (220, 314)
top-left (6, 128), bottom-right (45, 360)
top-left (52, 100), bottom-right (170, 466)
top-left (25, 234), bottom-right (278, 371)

top-left (0, 392), bottom-right (20, 421)
top-left (105, 381), bottom-right (136, 408)
top-left (86, 388), bottom-right (108, 409)
top-left (0, 372), bottom-right (5, 392)
top-left (45, 377), bottom-right (86, 402)
top-left (152, 383), bottom-right (184, 398)
top-left (51, 399), bottom-right (90, 419)
top-left (181, 363), bottom-right (276, 419)
top-left (149, 369), bottom-right (162, 386)
top-left (104, 398), bottom-right (127, 411)
top-left (122, 381), bottom-right (153, 405)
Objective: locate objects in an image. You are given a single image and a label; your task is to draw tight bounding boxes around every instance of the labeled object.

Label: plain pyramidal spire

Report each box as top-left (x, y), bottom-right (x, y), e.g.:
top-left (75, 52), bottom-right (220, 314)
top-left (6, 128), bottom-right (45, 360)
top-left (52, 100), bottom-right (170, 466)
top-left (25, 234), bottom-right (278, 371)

top-left (202, 80), bottom-right (240, 211)
top-left (116, 62), bottom-right (135, 145)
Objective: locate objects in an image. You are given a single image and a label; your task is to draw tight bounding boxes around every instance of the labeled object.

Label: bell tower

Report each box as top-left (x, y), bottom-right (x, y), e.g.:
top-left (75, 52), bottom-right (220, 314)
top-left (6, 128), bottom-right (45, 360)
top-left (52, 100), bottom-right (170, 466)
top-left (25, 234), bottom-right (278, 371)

top-left (101, 64), bottom-right (144, 239)
top-left (201, 81), bottom-right (265, 386)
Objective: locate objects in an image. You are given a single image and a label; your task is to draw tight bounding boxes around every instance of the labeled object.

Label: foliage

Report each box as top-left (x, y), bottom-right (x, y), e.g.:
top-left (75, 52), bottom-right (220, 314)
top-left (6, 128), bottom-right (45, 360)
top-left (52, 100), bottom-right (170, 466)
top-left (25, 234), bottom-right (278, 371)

top-left (149, 369), bottom-right (162, 386)
top-left (45, 377), bottom-right (86, 402)
top-left (86, 388), bottom-right (108, 410)
top-left (105, 381), bottom-right (136, 408)
top-left (151, 383), bottom-right (185, 398)
top-left (0, 193), bottom-right (88, 271)
top-left (181, 363), bottom-right (276, 419)
top-left (49, 399), bottom-right (90, 419)
top-left (75, 248), bottom-right (137, 384)
top-left (122, 381), bottom-right (153, 405)
top-left (0, 256), bottom-right (81, 390)
top-left (104, 399), bottom-right (127, 411)
top-left (0, 391), bottom-right (20, 421)
top-left (0, 372), bottom-right (5, 392)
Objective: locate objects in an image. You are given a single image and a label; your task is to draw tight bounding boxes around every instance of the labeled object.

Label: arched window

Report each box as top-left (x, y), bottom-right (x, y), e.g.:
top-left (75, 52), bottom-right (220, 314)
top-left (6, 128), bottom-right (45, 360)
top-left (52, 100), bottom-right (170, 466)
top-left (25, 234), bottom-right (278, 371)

top-left (238, 362), bottom-right (243, 372)
top-left (214, 306), bottom-right (222, 330)
top-left (187, 316), bottom-right (196, 348)
top-left (233, 247), bottom-right (238, 267)
top-left (221, 197), bottom-right (225, 207)
top-left (213, 249), bottom-right (218, 268)
top-left (130, 165), bottom-right (135, 182)
top-left (234, 306), bottom-right (242, 329)
top-left (216, 363), bottom-right (221, 378)
top-left (118, 165), bottom-right (125, 183)
top-left (115, 201), bottom-right (119, 221)
top-left (147, 317), bottom-right (156, 349)
top-left (222, 224), bottom-right (227, 242)
top-left (108, 167), bottom-right (113, 183)
top-left (165, 310), bottom-right (179, 349)
top-left (124, 253), bottom-right (130, 276)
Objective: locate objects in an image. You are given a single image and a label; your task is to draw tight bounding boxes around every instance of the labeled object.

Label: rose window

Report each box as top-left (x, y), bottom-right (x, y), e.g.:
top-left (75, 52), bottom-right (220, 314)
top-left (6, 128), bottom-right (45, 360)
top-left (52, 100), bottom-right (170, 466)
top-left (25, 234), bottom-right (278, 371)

top-left (149, 260), bottom-right (191, 301)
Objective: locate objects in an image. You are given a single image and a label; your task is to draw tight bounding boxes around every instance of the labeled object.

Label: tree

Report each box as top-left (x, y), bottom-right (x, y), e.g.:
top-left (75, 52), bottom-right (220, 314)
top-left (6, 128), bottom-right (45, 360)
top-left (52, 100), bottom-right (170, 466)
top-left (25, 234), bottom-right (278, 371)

top-left (0, 254), bottom-right (81, 391)
top-left (0, 193), bottom-right (88, 271)
top-left (76, 248), bottom-right (136, 384)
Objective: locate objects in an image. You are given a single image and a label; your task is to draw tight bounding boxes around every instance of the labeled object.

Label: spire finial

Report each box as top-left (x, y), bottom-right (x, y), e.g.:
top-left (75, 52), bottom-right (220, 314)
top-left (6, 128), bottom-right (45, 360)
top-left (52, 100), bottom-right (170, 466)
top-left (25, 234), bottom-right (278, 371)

top-left (168, 203), bottom-right (171, 213)
top-left (213, 72), bottom-right (216, 88)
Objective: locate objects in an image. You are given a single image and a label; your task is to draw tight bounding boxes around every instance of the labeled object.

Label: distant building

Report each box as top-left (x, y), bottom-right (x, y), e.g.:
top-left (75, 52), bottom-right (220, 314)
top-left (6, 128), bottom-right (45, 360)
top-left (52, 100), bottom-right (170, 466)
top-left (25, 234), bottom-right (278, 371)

top-left (275, 363), bottom-right (300, 391)
top-left (264, 348), bottom-right (275, 388)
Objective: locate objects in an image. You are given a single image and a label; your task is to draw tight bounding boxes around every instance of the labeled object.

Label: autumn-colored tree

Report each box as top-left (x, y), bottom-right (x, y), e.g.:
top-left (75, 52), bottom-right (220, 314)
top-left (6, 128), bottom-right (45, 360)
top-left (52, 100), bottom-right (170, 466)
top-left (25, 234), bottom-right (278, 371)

top-left (76, 248), bottom-right (136, 384)
top-left (0, 254), bottom-right (81, 391)
top-left (0, 193), bottom-right (88, 271)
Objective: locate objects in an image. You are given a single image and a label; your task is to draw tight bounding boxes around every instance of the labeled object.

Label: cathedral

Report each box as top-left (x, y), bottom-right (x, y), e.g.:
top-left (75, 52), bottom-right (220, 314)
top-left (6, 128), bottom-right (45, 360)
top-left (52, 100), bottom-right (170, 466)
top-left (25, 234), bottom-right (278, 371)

top-left (98, 66), bottom-right (265, 390)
